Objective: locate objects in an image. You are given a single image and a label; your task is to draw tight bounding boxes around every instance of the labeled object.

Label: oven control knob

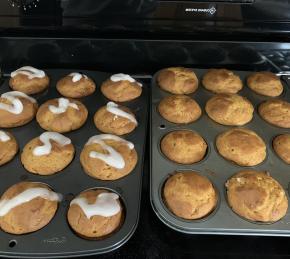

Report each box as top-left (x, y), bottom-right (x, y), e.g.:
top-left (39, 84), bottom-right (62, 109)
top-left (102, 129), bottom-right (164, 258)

top-left (8, 0), bottom-right (40, 9)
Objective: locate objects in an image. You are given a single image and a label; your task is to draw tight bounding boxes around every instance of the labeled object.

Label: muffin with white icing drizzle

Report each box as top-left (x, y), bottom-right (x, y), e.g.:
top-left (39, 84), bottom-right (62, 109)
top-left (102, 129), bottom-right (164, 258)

top-left (9, 66), bottom-right (49, 95)
top-left (101, 73), bottom-right (142, 102)
top-left (36, 97), bottom-right (88, 133)
top-left (56, 72), bottom-right (96, 98)
top-left (21, 132), bottom-right (75, 175)
top-left (67, 189), bottom-right (123, 239)
top-left (94, 102), bottom-right (137, 135)
top-left (80, 134), bottom-right (138, 180)
top-left (0, 91), bottom-right (38, 128)
top-left (0, 131), bottom-right (18, 166)
top-left (0, 181), bottom-right (61, 234)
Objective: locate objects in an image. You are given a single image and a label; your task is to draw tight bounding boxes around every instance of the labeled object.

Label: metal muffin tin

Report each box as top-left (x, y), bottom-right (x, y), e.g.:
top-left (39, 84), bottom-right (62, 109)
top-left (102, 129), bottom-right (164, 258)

top-left (0, 69), bottom-right (148, 258)
top-left (150, 68), bottom-right (290, 236)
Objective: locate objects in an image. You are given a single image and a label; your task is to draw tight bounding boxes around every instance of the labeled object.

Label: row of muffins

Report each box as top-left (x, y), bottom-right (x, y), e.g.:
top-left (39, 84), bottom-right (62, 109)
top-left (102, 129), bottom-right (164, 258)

top-left (160, 129), bottom-right (290, 166)
top-left (0, 67), bottom-right (144, 238)
top-left (155, 67), bottom-right (289, 225)
top-left (163, 170), bottom-right (288, 223)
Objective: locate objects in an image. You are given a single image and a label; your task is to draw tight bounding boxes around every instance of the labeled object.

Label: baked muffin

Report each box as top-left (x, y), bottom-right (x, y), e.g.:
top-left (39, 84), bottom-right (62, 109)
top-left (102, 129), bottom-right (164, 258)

top-left (163, 171), bottom-right (217, 220)
top-left (0, 131), bottom-right (18, 166)
top-left (94, 102), bottom-right (137, 135)
top-left (36, 97), bottom-right (88, 133)
top-left (158, 95), bottom-right (201, 124)
top-left (56, 72), bottom-right (96, 98)
top-left (205, 94), bottom-right (254, 126)
top-left (225, 170), bottom-right (288, 222)
top-left (273, 134), bottom-right (290, 164)
top-left (258, 99), bottom-right (290, 128)
top-left (0, 181), bottom-right (61, 234)
top-left (161, 130), bottom-right (207, 164)
top-left (80, 134), bottom-right (137, 180)
top-left (67, 189), bottom-right (123, 239)
top-left (216, 128), bottom-right (266, 166)
top-left (247, 71), bottom-right (283, 97)
top-left (21, 132), bottom-right (75, 175)
top-left (101, 73), bottom-right (142, 102)
top-left (0, 91), bottom-right (38, 128)
top-left (202, 69), bottom-right (243, 94)
top-left (9, 66), bottom-right (49, 94)
top-left (157, 67), bottom-right (198, 94)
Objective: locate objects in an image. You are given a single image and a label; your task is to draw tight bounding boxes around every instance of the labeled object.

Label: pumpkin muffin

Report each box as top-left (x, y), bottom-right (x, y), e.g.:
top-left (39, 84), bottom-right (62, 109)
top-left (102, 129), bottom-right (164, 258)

top-left (163, 171), bottom-right (218, 220)
top-left (36, 97), bottom-right (88, 133)
top-left (158, 95), bottom-right (201, 124)
top-left (202, 69), bottom-right (243, 94)
top-left (0, 91), bottom-right (38, 128)
top-left (56, 72), bottom-right (96, 98)
top-left (9, 66), bottom-right (49, 95)
top-left (21, 132), bottom-right (75, 175)
top-left (157, 67), bottom-right (198, 94)
top-left (205, 93), bottom-right (254, 126)
top-left (67, 189), bottom-right (123, 239)
top-left (0, 131), bottom-right (18, 166)
top-left (101, 73), bottom-right (142, 102)
top-left (247, 71), bottom-right (283, 97)
top-left (226, 170), bottom-right (288, 222)
top-left (0, 181), bottom-right (61, 234)
top-left (161, 130), bottom-right (207, 164)
top-left (80, 134), bottom-right (137, 180)
top-left (273, 134), bottom-right (290, 164)
top-left (258, 99), bottom-right (290, 128)
top-left (216, 128), bottom-right (266, 166)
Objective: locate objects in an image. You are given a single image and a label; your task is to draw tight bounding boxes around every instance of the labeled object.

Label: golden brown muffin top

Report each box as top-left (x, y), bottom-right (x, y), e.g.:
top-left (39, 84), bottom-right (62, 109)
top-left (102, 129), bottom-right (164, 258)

top-left (247, 71), bottom-right (283, 97)
top-left (259, 99), bottom-right (290, 128)
top-left (202, 68), bottom-right (243, 94)
top-left (226, 170), bottom-right (288, 222)
top-left (163, 171), bottom-right (217, 220)
top-left (273, 134), bottom-right (290, 164)
top-left (205, 93), bottom-right (254, 126)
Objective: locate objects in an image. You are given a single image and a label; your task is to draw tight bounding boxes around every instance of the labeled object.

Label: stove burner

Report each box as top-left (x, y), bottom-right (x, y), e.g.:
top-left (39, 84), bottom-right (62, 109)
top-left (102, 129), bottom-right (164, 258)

top-left (8, 0), bottom-right (40, 10)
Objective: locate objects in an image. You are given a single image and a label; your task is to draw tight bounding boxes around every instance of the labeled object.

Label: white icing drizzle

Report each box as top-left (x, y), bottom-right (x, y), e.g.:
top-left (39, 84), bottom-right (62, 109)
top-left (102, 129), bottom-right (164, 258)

top-left (86, 134), bottom-right (134, 169)
top-left (11, 66), bottom-right (45, 79)
top-left (0, 187), bottom-right (62, 217)
top-left (110, 73), bottom-right (142, 87)
top-left (70, 192), bottom-right (120, 218)
top-left (69, 72), bottom-right (88, 83)
top-left (49, 98), bottom-right (79, 114)
top-left (106, 102), bottom-right (137, 125)
top-left (0, 131), bottom-right (10, 142)
top-left (33, 132), bottom-right (71, 156)
top-left (0, 91), bottom-right (36, 114)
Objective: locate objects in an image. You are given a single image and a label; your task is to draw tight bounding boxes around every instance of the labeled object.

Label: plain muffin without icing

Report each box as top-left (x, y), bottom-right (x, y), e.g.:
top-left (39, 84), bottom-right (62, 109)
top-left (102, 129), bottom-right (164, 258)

top-left (0, 131), bottom-right (18, 166)
top-left (21, 132), bottom-right (75, 175)
top-left (94, 102), bottom-right (137, 135)
top-left (161, 130), bottom-right (207, 164)
top-left (202, 69), bottom-right (243, 94)
top-left (226, 170), bottom-right (288, 222)
top-left (163, 171), bottom-right (217, 220)
top-left (36, 98), bottom-right (88, 133)
top-left (56, 72), bottom-right (96, 98)
top-left (273, 134), bottom-right (290, 164)
top-left (9, 66), bottom-right (49, 95)
top-left (158, 95), bottom-right (201, 124)
top-left (67, 189), bottom-right (123, 239)
top-left (0, 181), bottom-right (60, 234)
top-left (247, 71), bottom-right (283, 97)
top-left (101, 73), bottom-right (142, 102)
top-left (216, 128), bottom-right (266, 166)
top-left (80, 134), bottom-right (138, 180)
top-left (205, 94), bottom-right (254, 126)
top-left (258, 99), bottom-right (290, 128)
top-left (157, 67), bottom-right (198, 94)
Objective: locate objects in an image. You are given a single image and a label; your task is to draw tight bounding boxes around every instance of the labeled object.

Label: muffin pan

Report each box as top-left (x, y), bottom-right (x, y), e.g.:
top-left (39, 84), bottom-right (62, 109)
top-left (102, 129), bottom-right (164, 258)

top-left (0, 69), bottom-right (148, 257)
top-left (150, 68), bottom-right (290, 236)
